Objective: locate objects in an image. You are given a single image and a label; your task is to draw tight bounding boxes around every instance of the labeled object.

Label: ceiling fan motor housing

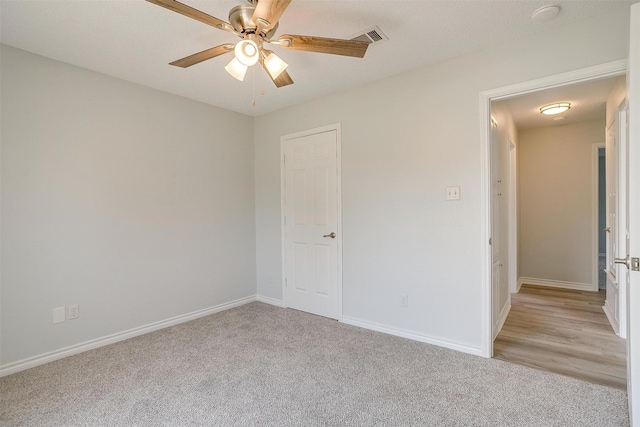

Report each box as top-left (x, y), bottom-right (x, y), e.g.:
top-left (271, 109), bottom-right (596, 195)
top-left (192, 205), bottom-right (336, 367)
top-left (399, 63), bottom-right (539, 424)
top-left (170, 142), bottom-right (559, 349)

top-left (229, 4), bottom-right (278, 38)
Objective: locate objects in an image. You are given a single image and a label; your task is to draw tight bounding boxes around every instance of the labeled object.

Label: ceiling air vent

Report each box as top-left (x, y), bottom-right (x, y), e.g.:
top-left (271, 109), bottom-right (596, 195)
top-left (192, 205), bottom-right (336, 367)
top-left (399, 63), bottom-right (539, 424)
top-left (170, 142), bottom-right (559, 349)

top-left (349, 26), bottom-right (388, 45)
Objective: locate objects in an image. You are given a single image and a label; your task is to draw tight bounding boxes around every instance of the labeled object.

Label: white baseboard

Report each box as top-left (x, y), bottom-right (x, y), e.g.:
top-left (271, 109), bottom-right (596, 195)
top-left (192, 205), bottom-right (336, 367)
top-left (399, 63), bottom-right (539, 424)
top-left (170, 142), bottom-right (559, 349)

top-left (0, 295), bottom-right (256, 378)
top-left (256, 295), bottom-right (285, 307)
top-left (518, 276), bottom-right (597, 292)
top-left (493, 301), bottom-right (511, 340)
top-left (515, 279), bottom-right (523, 293)
top-left (341, 316), bottom-right (483, 357)
top-left (602, 301), bottom-right (620, 336)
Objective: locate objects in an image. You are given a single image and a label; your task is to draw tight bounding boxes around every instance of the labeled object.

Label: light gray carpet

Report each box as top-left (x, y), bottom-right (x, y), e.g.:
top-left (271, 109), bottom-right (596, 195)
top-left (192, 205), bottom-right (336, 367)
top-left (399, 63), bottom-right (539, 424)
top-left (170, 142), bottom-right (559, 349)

top-left (0, 302), bottom-right (629, 426)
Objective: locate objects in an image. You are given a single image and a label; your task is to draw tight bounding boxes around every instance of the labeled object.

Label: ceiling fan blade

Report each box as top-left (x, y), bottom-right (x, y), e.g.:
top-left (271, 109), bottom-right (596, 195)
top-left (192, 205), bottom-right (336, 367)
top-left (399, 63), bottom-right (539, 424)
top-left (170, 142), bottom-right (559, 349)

top-left (169, 44), bottom-right (234, 68)
top-left (260, 58), bottom-right (294, 88)
top-left (273, 69), bottom-right (294, 88)
top-left (278, 34), bottom-right (368, 58)
top-left (252, 0), bottom-right (292, 32)
top-left (146, 0), bottom-right (233, 32)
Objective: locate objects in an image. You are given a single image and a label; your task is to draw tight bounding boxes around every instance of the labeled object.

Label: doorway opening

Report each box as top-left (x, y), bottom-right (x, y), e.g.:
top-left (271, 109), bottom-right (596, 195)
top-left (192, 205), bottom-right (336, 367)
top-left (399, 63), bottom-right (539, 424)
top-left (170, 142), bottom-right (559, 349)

top-left (480, 60), bottom-right (628, 387)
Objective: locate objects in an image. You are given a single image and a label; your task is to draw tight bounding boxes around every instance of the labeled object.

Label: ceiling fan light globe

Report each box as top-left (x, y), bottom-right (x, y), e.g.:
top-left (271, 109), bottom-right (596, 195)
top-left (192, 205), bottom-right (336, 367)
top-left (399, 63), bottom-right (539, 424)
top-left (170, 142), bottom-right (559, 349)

top-left (225, 57), bottom-right (248, 81)
top-left (235, 40), bottom-right (259, 66)
top-left (264, 52), bottom-right (289, 79)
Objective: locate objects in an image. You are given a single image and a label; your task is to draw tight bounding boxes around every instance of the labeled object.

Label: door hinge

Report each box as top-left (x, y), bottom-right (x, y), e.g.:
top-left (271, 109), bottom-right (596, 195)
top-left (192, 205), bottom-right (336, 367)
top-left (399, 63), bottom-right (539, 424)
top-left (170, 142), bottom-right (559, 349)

top-left (285, 278), bottom-right (288, 287)
top-left (489, 237), bottom-right (492, 245)
top-left (632, 257), bottom-right (640, 272)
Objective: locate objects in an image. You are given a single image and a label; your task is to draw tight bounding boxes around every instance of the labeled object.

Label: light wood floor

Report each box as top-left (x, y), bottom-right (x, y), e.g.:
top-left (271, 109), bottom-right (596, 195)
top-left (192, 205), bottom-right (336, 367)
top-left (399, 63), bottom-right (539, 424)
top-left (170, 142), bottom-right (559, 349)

top-left (494, 284), bottom-right (627, 389)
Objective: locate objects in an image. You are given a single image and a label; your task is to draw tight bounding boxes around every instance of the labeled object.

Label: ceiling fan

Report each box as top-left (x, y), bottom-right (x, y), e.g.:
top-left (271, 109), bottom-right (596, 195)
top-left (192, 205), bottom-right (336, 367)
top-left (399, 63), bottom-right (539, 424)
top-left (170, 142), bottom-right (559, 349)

top-left (147, 0), bottom-right (369, 88)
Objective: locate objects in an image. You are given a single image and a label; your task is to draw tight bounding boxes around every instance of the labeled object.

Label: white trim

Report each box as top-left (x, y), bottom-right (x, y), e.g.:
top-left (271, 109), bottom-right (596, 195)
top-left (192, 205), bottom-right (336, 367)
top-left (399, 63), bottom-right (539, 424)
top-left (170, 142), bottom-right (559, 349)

top-left (508, 139), bottom-right (518, 294)
top-left (593, 142), bottom-right (606, 292)
top-left (0, 295), bottom-right (256, 378)
top-left (256, 295), bottom-right (285, 307)
top-left (515, 279), bottom-right (523, 293)
top-left (517, 277), bottom-right (596, 292)
top-left (341, 316), bottom-right (483, 357)
top-left (480, 59), bottom-right (627, 359)
top-left (479, 92), bottom-right (492, 358)
top-left (280, 123), bottom-right (343, 321)
top-left (493, 301), bottom-right (511, 341)
top-left (603, 300), bottom-right (621, 336)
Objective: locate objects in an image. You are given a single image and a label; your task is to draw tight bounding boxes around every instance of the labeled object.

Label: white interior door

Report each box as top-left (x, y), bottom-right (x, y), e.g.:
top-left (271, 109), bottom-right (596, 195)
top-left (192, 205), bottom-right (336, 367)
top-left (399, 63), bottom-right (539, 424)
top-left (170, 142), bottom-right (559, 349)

top-left (282, 127), bottom-right (340, 319)
top-left (626, 3), bottom-right (639, 423)
top-left (490, 118), bottom-right (503, 337)
top-left (604, 120), bottom-right (621, 334)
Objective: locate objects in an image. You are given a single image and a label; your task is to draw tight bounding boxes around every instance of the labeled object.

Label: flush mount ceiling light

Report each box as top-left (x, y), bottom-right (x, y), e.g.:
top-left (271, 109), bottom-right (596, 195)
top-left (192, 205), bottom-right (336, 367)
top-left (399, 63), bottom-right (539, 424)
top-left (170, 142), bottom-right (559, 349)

top-left (531, 5), bottom-right (561, 22)
top-left (540, 102), bottom-right (571, 115)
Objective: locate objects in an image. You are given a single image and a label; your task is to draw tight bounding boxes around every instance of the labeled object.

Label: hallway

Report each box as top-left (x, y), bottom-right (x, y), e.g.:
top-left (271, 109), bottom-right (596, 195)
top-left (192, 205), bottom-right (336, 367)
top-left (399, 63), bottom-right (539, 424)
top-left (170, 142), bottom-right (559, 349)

top-left (494, 284), bottom-right (626, 389)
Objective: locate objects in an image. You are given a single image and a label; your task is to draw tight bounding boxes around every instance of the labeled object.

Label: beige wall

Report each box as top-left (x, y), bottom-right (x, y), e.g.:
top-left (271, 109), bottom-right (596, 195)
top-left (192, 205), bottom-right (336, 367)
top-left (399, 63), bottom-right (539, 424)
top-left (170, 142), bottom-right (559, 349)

top-left (518, 120), bottom-right (605, 286)
top-left (0, 5), bottom-right (633, 366)
top-left (254, 8), bottom-right (630, 352)
top-left (1, 46), bottom-right (256, 365)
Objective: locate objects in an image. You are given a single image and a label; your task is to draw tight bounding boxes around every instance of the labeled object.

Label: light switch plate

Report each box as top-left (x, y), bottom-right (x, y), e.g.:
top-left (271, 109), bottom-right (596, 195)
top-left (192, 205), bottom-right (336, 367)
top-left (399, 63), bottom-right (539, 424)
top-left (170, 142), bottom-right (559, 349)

top-left (446, 186), bottom-right (460, 201)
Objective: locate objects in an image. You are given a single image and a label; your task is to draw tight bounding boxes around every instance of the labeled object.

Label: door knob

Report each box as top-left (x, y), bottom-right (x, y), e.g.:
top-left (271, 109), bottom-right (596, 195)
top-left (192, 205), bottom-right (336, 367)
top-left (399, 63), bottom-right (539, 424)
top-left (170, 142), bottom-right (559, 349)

top-left (323, 232), bottom-right (336, 239)
top-left (604, 227), bottom-right (611, 233)
top-left (614, 255), bottom-right (629, 269)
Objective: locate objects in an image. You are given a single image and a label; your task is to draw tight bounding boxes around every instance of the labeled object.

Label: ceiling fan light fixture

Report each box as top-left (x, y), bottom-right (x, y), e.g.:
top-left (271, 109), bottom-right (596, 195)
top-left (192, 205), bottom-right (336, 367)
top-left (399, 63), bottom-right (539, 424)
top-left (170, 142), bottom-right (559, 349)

top-left (225, 57), bottom-right (248, 81)
top-left (234, 40), bottom-right (259, 66)
top-left (263, 51), bottom-right (289, 79)
top-left (540, 102), bottom-right (571, 115)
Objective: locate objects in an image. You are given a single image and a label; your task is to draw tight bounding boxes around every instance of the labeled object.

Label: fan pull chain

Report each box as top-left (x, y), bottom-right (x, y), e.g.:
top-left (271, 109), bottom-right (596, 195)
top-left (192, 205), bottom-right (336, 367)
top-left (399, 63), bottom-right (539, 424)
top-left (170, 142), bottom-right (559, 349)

top-left (251, 66), bottom-right (256, 107)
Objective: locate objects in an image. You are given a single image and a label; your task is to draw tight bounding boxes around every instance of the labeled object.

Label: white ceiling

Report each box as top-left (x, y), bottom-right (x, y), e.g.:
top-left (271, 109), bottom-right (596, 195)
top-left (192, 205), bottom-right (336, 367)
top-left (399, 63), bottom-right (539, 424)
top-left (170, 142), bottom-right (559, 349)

top-left (494, 75), bottom-right (626, 130)
top-left (0, 0), bottom-right (635, 117)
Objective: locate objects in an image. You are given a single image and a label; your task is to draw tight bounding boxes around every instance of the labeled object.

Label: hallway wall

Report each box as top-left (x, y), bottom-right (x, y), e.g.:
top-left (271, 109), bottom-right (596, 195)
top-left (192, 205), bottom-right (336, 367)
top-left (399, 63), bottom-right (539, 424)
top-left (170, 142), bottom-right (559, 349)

top-left (518, 119), bottom-right (605, 288)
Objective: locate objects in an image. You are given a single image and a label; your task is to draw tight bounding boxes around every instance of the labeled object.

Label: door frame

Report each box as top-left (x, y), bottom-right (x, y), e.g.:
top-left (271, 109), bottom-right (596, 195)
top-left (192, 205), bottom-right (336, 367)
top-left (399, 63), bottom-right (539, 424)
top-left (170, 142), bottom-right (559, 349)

top-left (280, 123), bottom-right (343, 320)
top-left (508, 138), bottom-right (518, 293)
top-left (479, 59), bottom-right (628, 358)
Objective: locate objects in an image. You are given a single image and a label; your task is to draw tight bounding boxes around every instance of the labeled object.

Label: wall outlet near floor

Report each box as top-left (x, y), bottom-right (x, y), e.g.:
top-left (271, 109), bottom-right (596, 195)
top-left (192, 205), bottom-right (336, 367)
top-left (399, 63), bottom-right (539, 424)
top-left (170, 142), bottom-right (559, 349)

top-left (53, 307), bottom-right (66, 324)
top-left (68, 304), bottom-right (79, 320)
top-left (446, 186), bottom-right (460, 201)
top-left (400, 294), bottom-right (408, 308)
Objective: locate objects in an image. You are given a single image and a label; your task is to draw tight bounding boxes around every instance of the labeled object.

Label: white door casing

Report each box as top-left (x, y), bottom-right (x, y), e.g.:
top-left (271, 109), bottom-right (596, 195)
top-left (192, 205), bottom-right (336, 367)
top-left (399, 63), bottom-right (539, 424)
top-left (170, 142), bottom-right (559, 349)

top-left (508, 139), bottom-right (518, 293)
top-left (281, 124), bottom-right (341, 320)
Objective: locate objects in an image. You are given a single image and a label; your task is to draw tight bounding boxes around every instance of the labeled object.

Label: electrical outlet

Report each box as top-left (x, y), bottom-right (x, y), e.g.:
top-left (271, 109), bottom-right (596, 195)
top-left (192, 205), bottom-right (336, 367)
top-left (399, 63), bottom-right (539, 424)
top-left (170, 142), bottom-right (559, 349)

top-left (446, 186), bottom-right (460, 201)
top-left (53, 307), bottom-right (66, 324)
top-left (400, 294), bottom-right (408, 308)
top-left (68, 304), bottom-right (79, 320)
